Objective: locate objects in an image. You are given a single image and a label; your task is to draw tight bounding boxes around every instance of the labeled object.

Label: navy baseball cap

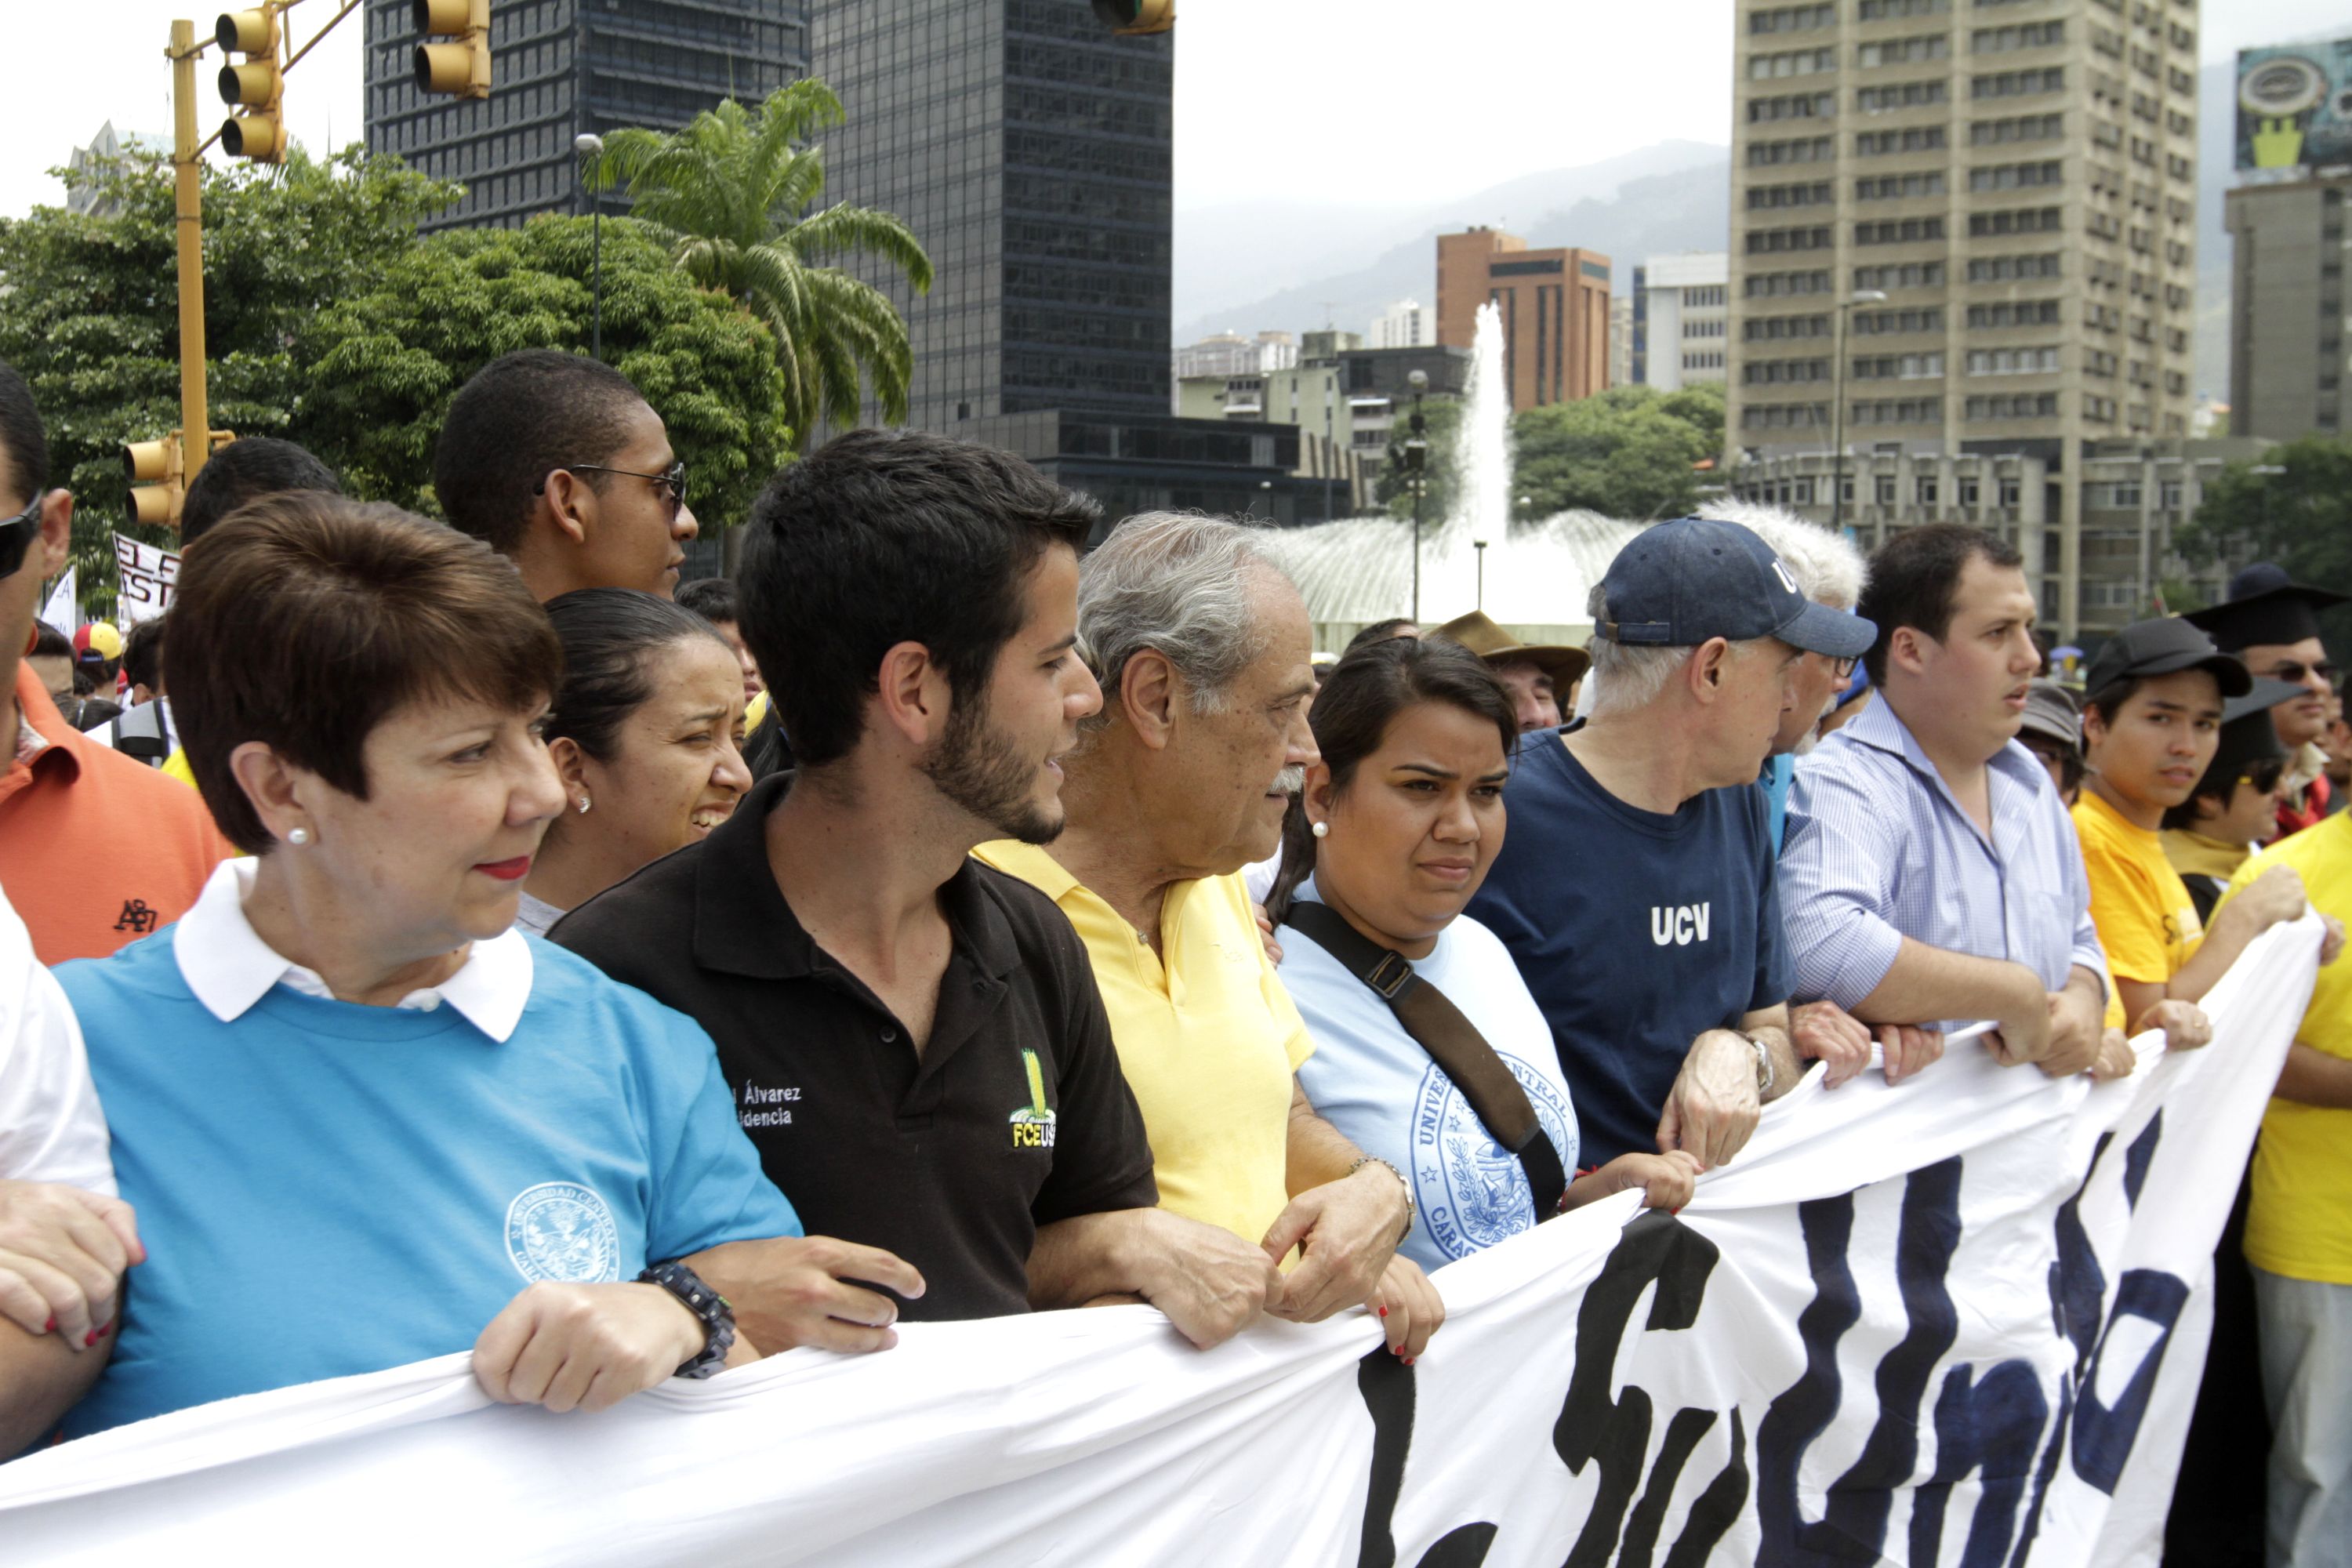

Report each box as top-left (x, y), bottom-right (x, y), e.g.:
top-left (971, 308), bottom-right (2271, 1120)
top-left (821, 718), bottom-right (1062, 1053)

top-left (1594, 517), bottom-right (1877, 660)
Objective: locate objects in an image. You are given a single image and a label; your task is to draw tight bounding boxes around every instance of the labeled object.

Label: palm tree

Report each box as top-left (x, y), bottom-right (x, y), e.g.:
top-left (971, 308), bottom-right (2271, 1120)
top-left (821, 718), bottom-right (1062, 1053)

top-left (591, 81), bottom-right (934, 437)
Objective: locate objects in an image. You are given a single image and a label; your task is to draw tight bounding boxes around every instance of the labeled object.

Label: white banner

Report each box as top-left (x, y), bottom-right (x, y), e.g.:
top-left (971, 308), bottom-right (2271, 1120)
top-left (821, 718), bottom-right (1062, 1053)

top-left (110, 535), bottom-right (178, 626)
top-left (0, 920), bottom-right (2321, 1567)
top-left (37, 568), bottom-right (74, 637)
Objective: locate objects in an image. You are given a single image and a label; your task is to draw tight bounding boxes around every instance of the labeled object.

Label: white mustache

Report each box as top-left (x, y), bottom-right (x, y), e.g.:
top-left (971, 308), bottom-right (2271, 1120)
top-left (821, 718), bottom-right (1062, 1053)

top-left (1271, 765), bottom-right (1307, 795)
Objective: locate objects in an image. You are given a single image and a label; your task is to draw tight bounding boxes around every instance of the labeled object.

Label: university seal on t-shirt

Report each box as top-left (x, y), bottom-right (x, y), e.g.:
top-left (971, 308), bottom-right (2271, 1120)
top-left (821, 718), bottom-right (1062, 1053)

top-left (504, 1181), bottom-right (622, 1283)
top-left (1410, 1061), bottom-right (1573, 1261)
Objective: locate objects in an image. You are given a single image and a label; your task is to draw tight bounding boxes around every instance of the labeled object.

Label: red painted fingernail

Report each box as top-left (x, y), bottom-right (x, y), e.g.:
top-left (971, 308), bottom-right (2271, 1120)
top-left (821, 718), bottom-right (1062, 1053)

top-left (1403, 1356), bottom-right (1416, 1366)
top-left (1377, 1306), bottom-right (1388, 1318)
top-left (43, 1316), bottom-right (55, 1334)
top-left (83, 1328), bottom-right (99, 1347)
top-left (96, 1320), bottom-right (114, 1338)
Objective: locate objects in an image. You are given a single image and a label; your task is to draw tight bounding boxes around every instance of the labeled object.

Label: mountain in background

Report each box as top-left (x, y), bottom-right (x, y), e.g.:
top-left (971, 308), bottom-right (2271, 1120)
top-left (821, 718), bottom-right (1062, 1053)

top-left (1172, 140), bottom-right (1730, 346)
top-left (1181, 74), bottom-right (2241, 404)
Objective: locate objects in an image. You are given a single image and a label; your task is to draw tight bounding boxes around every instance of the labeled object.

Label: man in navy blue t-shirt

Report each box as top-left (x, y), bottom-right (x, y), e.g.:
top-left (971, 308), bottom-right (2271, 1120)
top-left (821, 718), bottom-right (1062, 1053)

top-left (1467, 517), bottom-right (1878, 1167)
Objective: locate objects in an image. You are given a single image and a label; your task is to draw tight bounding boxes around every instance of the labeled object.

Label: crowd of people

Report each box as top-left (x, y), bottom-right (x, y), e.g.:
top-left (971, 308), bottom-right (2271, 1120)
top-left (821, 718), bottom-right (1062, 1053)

top-left (0, 348), bottom-right (2346, 1563)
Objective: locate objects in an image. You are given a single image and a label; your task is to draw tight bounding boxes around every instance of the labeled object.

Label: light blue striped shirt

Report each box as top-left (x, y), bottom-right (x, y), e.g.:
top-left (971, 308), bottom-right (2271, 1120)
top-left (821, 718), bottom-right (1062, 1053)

top-left (1780, 696), bottom-right (2105, 1022)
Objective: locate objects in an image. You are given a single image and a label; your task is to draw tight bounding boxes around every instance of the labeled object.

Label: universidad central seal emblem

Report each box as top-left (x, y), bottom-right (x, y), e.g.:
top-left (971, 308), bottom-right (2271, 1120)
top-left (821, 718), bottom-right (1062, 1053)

top-left (504, 1181), bottom-right (622, 1283)
top-left (1410, 1058), bottom-right (1573, 1261)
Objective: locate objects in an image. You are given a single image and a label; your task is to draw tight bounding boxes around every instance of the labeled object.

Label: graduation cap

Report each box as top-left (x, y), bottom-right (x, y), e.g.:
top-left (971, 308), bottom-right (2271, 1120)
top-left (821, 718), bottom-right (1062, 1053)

top-left (2180, 563), bottom-right (2350, 652)
top-left (2189, 677), bottom-right (2307, 797)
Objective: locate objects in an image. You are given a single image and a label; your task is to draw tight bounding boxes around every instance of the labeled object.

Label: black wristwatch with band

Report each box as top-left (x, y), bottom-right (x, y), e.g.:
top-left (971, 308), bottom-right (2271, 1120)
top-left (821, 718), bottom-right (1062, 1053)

top-left (637, 1261), bottom-right (736, 1379)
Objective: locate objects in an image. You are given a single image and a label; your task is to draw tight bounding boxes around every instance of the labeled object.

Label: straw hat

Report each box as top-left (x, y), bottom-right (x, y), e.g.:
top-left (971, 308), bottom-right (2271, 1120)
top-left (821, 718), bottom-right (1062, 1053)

top-left (1428, 611), bottom-right (1590, 688)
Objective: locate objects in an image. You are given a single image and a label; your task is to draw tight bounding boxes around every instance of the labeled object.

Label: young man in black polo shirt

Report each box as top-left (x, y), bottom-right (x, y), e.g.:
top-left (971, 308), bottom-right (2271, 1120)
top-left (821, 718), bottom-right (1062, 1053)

top-left (554, 429), bottom-right (1284, 1350)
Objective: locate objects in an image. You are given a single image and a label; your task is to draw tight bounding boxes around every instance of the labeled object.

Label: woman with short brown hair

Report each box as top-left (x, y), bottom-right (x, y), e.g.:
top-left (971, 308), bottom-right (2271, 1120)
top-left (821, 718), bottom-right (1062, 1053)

top-left (53, 495), bottom-right (800, 1439)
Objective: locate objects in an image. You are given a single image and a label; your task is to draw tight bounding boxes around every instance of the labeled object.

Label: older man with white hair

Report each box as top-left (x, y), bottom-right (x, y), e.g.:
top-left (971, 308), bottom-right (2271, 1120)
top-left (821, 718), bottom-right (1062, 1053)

top-left (977, 513), bottom-right (1444, 1362)
top-left (1465, 516), bottom-right (1878, 1171)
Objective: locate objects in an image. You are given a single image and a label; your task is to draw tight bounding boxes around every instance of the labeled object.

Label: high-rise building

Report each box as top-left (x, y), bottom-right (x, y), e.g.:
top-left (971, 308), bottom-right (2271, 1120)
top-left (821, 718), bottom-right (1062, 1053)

top-left (363, 0), bottom-right (810, 234)
top-left (1173, 331), bottom-right (1298, 383)
top-left (1725, 0), bottom-right (2202, 637)
top-left (1371, 299), bottom-right (1434, 349)
top-left (814, 0), bottom-right (1172, 430)
top-left (2225, 175), bottom-right (2352, 441)
top-left (1633, 254), bottom-right (1732, 390)
top-left (1435, 227), bottom-right (1612, 409)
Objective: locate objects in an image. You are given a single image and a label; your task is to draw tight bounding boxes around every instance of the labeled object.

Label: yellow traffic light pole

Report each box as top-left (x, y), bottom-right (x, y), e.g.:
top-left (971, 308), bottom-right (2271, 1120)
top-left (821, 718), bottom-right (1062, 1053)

top-left (168, 19), bottom-right (211, 500)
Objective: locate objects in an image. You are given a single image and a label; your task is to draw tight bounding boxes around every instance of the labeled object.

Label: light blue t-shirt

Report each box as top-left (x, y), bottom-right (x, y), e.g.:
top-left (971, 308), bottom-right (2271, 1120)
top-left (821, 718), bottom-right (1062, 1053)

top-left (53, 931), bottom-right (799, 1437)
top-left (1284, 880), bottom-right (1579, 1271)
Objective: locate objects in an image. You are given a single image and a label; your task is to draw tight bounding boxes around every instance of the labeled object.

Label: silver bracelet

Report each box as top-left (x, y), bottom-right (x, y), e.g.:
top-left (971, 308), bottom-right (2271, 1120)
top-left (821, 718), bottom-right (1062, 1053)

top-left (1348, 1155), bottom-right (1415, 1242)
top-left (1745, 1031), bottom-right (1777, 1097)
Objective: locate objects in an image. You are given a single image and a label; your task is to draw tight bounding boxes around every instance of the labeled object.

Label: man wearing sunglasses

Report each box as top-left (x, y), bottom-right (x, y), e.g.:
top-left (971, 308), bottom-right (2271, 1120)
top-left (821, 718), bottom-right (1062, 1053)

top-left (2164, 678), bottom-right (2312, 924)
top-left (0, 361), bottom-right (232, 965)
top-left (434, 350), bottom-right (699, 603)
top-left (2187, 564), bottom-right (2349, 840)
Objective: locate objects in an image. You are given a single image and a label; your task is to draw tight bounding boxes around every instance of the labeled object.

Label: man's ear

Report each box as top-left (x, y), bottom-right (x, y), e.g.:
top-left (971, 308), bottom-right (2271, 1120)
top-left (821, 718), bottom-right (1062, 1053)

top-left (1887, 626), bottom-right (1930, 679)
top-left (536, 470), bottom-right (594, 548)
top-left (873, 639), bottom-right (951, 749)
top-left (1685, 637), bottom-right (1732, 700)
top-left (38, 491), bottom-right (71, 578)
top-left (1118, 649), bottom-right (1181, 751)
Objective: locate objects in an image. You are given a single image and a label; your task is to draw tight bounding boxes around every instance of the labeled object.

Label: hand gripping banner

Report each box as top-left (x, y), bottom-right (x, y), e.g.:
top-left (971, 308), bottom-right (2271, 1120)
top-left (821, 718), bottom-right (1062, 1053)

top-left (0, 918), bottom-right (2321, 1566)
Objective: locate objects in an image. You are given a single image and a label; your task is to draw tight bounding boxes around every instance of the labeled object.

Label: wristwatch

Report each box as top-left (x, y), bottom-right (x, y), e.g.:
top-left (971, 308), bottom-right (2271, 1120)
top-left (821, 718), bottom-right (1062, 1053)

top-left (1348, 1155), bottom-right (1415, 1243)
top-left (637, 1261), bottom-right (736, 1379)
top-left (1743, 1031), bottom-right (1777, 1097)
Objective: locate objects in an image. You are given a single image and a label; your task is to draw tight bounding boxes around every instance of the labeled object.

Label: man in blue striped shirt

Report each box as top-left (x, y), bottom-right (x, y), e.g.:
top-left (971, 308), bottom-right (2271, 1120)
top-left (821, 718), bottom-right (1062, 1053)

top-left (1780, 524), bottom-right (2112, 1076)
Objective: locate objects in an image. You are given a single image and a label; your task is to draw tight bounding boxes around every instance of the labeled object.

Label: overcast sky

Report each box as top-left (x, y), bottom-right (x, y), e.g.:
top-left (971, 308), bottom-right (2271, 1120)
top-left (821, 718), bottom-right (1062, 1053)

top-left (2, 0), bottom-right (2349, 220)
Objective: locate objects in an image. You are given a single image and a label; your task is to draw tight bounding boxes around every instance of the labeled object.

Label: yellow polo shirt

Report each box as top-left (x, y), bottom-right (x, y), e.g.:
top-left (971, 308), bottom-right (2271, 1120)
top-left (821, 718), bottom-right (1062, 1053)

top-left (2223, 814), bottom-right (2352, 1283)
top-left (2074, 790), bottom-right (2205, 1030)
top-left (975, 841), bottom-right (1313, 1247)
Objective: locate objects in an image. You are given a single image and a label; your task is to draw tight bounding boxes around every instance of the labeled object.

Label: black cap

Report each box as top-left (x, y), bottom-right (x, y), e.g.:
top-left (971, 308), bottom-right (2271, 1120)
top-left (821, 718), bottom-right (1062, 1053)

top-left (2081, 618), bottom-right (2252, 699)
top-left (1594, 517), bottom-right (1877, 659)
top-left (2180, 563), bottom-right (2349, 652)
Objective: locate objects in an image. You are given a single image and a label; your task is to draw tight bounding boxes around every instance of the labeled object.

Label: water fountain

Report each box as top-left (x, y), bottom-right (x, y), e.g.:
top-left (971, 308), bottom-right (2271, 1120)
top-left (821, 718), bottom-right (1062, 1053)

top-left (1258, 302), bottom-right (1645, 652)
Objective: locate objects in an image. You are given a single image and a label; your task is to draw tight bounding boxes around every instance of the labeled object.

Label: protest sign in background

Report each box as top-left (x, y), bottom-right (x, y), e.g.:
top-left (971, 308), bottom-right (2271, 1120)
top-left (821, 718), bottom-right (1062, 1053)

top-left (37, 568), bottom-right (74, 638)
top-left (0, 920), bottom-right (2320, 1567)
top-left (109, 535), bottom-right (177, 627)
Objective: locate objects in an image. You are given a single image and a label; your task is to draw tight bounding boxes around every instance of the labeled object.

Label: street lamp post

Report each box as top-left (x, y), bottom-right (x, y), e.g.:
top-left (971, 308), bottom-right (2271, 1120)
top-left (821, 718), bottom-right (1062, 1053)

top-left (1405, 368), bottom-right (1429, 622)
top-left (1474, 539), bottom-right (1488, 611)
top-left (1828, 289), bottom-right (1887, 538)
top-left (575, 132), bottom-right (606, 360)
top-left (2251, 463), bottom-right (2288, 554)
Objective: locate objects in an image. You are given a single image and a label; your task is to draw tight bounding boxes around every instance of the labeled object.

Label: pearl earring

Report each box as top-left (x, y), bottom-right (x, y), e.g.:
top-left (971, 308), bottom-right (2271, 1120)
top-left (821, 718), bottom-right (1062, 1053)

top-left (576, 795), bottom-right (592, 815)
top-left (1310, 821), bottom-right (1328, 839)
top-left (287, 827), bottom-right (311, 847)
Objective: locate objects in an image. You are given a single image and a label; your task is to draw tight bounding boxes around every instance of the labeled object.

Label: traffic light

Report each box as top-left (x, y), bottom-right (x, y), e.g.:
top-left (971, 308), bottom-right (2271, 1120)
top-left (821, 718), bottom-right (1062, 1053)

top-left (215, 7), bottom-right (286, 162)
top-left (1092, 0), bottom-right (1174, 34)
top-left (125, 431), bottom-right (236, 529)
top-left (414, 0), bottom-right (491, 100)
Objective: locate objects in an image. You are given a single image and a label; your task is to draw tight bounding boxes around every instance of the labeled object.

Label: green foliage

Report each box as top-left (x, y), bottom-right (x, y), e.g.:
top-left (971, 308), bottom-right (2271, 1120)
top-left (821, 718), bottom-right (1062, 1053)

top-left (1374, 397), bottom-right (1462, 522)
top-left (1512, 383), bottom-right (1726, 521)
top-left (2175, 436), bottom-right (2352, 654)
top-left (592, 82), bottom-right (933, 434)
top-left (296, 216), bottom-right (793, 530)
top-left (0, 147), bottom-right (459, 607)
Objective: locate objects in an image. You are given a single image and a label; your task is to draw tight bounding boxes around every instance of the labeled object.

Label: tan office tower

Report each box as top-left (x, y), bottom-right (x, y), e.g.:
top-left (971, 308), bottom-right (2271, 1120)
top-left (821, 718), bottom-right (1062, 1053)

top-left (1726, 0), bottom-right (2201, 637)
top-left (1436, 228), bottom-right (1613, 409)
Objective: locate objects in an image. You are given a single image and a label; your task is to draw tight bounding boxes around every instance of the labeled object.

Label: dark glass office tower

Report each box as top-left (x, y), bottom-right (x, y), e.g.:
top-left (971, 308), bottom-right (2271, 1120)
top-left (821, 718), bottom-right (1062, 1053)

top-left (812, 0), bottom-right (1172, 429)
top-left (364, 0), bottom-right (811, 235)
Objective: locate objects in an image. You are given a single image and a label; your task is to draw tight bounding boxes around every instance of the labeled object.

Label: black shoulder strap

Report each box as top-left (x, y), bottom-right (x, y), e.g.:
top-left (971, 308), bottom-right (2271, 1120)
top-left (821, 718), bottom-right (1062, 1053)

top-left (1282, 901), bottom-right (1567, 1218)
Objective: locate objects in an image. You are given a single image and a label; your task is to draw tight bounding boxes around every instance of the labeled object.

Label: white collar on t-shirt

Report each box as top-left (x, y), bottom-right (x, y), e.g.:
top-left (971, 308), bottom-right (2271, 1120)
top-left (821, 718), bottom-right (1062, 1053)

top-left (172, 859), bottom-right (532, 1041)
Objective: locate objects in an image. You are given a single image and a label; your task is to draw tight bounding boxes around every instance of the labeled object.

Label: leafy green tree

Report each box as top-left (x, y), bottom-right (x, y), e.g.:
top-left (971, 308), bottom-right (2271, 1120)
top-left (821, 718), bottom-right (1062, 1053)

top-left (592, 81), bottom-right (933, 434)
top-left (1512, 383), bottom-right (1724, 521)
top-left (0, 147), bottom-right (459, 601)
top-left (296, 216), bottom-right (793, 532)
top-left (2175, 436), bottom-right (2352, 653)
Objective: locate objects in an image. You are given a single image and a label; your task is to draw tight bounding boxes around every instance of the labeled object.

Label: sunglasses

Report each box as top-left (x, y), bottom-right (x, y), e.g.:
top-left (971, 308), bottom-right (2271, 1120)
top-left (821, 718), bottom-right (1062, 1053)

top-left (2259, 659), bottom-right (2341, 689)
top-left (2241, 760), bottom-right (2287, 795)
top-left (535, 461), bottom-right (689, 524)
top-left (0, 489), bottom-right (42, 579)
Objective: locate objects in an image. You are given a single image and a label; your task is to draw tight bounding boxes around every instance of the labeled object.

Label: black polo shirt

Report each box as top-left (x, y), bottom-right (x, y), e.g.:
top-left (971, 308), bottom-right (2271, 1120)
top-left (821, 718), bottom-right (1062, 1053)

top-left (550, 773), bottom-right (1157, 1321)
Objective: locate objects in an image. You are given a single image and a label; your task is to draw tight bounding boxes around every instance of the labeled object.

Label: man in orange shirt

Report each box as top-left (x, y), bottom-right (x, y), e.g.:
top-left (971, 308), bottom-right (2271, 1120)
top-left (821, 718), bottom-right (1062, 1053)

top-left (0, 362), bottom-right (231, 963)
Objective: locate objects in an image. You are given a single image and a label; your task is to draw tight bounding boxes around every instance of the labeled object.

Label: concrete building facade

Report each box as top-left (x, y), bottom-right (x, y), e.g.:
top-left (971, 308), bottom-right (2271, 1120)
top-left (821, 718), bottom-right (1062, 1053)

top-left (363, 0), bottom-right (809, 234)
top-left (1435, 227), bottom-right (1612, 409)
top-left (1173, 330), bottom-right (1298, 383)
top-left (1725, 0), bottom-right (2203, 636)
top-left (1635, 252), bottom-right (1733, 390)
top-left (1371, 299), bottom-right (1434, 349)
top-left (2225, 175), bottom-right (2352, 441)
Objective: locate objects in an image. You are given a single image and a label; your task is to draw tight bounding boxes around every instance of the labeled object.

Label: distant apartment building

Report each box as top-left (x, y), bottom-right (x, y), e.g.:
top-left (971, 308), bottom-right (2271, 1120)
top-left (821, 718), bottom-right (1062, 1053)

top-left (1172, 331), bottom-right (1299, 385)
top-left (1726, 0), bottom-right (2202, 637)
top-left (1371, 299), bottom-right (1434, 348)
top-left (1633, 253), bottom-right (1733, 390)
top-left (1173, 361), bottom-right (1369, 512)
top-left (1610, 293), bottom-right (1635, 387)
top-left (1435, 227), bottom-right (1612, 409)
top-left (2225, 174), bottom-right (2352, 441)
top-left (64, 122), bottom-right (170, 217)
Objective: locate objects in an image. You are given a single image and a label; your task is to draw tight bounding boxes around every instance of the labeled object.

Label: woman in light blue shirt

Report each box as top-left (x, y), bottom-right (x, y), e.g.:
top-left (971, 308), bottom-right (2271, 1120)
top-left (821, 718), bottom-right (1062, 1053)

top-left (1273, 638), bottom-right (1698, 1272)
top-left (53, 495), bottom-right (800, 1439)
